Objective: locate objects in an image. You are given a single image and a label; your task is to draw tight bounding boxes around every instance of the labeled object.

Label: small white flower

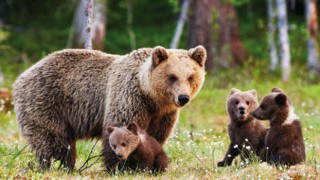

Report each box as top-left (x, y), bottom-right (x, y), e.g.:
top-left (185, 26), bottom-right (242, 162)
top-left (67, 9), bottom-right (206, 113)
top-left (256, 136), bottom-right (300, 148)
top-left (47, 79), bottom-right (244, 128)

top-left (245, 138), bottom-right (248, 142)
top-left (266, 147), bottom-right (269, 150)
top-left (246, 146), bottom-right (251, 150)
top-left (227, 154), bottom-right (231, 157)
top-left (233, 144), bottom-right (238, 148)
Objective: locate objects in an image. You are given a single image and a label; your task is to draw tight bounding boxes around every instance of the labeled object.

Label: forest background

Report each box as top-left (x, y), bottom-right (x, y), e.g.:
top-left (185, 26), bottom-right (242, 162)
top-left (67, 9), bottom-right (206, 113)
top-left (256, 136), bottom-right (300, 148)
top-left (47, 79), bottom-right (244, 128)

top-left (0, 0), bottom-right (320, 179)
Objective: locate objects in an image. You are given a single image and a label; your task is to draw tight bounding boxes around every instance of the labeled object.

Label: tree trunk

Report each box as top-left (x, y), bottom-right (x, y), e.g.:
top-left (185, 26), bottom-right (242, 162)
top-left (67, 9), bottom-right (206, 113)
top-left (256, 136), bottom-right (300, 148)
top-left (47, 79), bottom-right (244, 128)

top-left (213, 1), bottom-right (249, 67)
top-left (305, 0), bottom-right (320, 71)
top-left (171, 0), bottom-right (190, 49)
top-left (67, 0), bottom-right (106, 50)
top-left (85, 0), bottom-right (94, 50)
top-left (268, 0), bottom-right (279, 70)
top-left (277, 0), bottom-right (291, 81)
top-left (187, 0), bottom-right (214, 70)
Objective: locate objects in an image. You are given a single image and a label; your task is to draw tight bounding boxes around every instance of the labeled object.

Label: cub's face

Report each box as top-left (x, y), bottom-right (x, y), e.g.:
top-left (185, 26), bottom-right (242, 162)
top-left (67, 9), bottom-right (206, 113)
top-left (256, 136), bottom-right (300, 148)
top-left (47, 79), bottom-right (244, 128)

top-left (251, 88), bottom-right (288, 121)
top-left (149, 46), bottom-right (206, 107)
top-left (107, 123), bottom-right (140, 160)
top-left (227, 88), bottom-right (258, 121)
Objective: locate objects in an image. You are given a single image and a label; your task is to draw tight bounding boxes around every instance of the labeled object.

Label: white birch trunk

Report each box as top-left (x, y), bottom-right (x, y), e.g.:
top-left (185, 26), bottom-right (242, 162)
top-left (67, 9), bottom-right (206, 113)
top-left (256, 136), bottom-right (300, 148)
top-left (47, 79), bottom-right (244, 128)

top-left (277, 0), bottom-right (291, 81)
top-left (268, 0), bottom-right (278, 70)
top-left (85, 0), bottom-right (93, 50)
top-left (170, 0), bottom-right (190, 49)
top-left (305, 0), bottom-right (319, 69)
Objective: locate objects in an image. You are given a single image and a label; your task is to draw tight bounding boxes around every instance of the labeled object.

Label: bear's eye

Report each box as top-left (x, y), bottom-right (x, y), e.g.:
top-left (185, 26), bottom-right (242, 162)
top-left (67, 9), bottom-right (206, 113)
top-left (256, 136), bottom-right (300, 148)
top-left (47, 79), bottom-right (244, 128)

top-left (188, 76), bottom-right (194, 82)
top-left (235, 100), bottom-right (239, 105)
top-left (121, 143), bottom-right (126, 147)
top-left (246, 101), bottom-right (249, 105)
top-left (168, 75), bottom-right (177, 83)
top-left (112, 144), bottom-right (116, 149)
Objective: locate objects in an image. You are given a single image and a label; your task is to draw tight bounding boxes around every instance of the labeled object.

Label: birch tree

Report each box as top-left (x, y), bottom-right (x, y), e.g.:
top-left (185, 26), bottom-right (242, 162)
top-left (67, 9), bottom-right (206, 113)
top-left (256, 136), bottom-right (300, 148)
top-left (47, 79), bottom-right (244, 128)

top-left (67, 0), bottom-right (106, 50)
top-left (85, 0), bottom-right (93, 49)
top-left (170, 0), bottom-right (190, 49)
top-left (305, 0), bottom-right (320, 71)
top-left (277, 0), bottom-right (291, 81)
top-left (268, 0), bottom-right (278, 70)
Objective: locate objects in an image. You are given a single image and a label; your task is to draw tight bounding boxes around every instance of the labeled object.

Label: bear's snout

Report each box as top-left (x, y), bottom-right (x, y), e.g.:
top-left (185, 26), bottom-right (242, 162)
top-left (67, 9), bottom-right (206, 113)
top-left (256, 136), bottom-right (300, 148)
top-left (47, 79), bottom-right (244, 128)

top-left (178, 95), bottom-right (190, 106)
top-left (239, 107), bottom-right (245, 115)
top-left (116, 154), bottom-right (123, 159)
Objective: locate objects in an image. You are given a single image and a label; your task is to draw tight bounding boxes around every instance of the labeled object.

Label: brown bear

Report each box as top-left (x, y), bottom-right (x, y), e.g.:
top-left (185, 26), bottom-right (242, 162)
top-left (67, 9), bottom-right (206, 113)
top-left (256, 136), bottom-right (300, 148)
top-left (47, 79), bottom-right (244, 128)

top-left (13, 46), bottom-right (206, 170)
top-left (251, 88), bottom-right (305, 166)
top-left (106, 122), bottom-right (168, 173)
top-left (217, 88), bottom-right (266, 167)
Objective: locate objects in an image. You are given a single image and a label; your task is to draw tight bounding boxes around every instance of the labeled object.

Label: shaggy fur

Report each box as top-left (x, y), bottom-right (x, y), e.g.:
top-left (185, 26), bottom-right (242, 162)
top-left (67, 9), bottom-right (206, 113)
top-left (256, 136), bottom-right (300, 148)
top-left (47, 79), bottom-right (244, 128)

top-left (105, 122), bottom-right (168, 173)
top-left (251, 88), bottom-right (306, 166)
top-left (13, 46), bottom-right (206, 170)
top-left (217, 88), bottom-right (266, 167)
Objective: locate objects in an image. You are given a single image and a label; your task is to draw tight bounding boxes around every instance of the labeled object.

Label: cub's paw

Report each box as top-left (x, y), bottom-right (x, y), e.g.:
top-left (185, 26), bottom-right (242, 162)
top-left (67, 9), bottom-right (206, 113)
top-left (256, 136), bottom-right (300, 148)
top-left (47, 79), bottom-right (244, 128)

top-left (217, 161), bottom-right (227, 167)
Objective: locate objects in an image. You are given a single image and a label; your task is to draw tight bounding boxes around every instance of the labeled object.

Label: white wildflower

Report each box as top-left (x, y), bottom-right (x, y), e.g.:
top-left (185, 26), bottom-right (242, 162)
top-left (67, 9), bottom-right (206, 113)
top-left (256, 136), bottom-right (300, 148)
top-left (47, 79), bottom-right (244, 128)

top-left (233, 144), bottom-right (238, 148)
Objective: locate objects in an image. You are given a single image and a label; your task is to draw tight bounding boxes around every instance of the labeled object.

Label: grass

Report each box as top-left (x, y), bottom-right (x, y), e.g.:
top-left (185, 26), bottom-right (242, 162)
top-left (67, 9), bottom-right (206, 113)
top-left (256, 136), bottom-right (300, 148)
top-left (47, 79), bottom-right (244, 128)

top-left (1, 64), bottom-right (320, 179)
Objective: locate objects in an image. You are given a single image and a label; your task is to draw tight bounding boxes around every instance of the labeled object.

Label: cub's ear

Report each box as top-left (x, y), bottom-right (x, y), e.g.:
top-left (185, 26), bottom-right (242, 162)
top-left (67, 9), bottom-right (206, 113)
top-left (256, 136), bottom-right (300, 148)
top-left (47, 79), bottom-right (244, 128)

top-left (107, 126), bottom-right (115, 134)
top-left (152, 46), bottom-right (168, 67)
top-left (229, 88), bottom-right (241, 96)
top-left (272, 87), bottom-right (284, 93)
top-left (188, 45), bottom-right (207, 67)
top-left (127, 122), bottom-right (138, 135)
top-left (275, 93), bottom-right (287, 106)
top-left (247, 89), bottom-right (257, 98)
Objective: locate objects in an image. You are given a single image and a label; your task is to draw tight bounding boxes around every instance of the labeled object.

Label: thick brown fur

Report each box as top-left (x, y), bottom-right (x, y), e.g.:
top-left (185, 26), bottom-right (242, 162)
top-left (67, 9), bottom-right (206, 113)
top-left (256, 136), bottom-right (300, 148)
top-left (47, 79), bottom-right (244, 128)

top-left (105, 122), bottom-right (168, 173)
top-left (13, 46), bottom-right (206, 170)
top-left (217, 88), bottom-right (266, 167)
top-left (251, 88), bottom-right (306, 166)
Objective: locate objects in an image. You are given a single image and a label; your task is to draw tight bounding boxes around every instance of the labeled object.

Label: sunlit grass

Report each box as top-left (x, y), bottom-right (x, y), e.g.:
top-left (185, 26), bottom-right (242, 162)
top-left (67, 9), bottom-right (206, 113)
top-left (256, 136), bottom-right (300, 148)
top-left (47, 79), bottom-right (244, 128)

top-left (1, 65), bottom-right (320, 178)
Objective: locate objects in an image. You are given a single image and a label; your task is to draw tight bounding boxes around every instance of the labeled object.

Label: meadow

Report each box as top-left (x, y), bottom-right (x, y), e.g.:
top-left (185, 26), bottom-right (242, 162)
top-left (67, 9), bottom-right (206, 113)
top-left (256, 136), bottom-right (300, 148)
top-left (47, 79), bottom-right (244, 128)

top-left (1, 63), bottom-right (320, 179)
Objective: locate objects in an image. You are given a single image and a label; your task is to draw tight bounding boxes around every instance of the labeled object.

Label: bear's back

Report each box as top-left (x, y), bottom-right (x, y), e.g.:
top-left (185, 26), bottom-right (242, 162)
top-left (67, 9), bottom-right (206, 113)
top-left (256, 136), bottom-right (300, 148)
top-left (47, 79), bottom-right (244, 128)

top-left (13, 49), bottom-right (119, 138)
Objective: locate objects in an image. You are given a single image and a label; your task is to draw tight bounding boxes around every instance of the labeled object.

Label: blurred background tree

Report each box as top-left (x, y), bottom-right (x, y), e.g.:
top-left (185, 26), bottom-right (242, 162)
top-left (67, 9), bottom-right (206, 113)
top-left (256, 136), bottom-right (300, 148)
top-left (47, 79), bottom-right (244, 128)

top-left (0, 0), bottom-right (319, 83)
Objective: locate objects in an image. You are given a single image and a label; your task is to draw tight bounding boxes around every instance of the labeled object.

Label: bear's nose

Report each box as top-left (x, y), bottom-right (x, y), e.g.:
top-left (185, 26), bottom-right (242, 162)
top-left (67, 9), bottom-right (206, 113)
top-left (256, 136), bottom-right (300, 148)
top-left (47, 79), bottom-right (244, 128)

top-left (239, 107), bottom-right (245, 111)
top-left (178, 95), bottom-right (190, 106)
top-left (116, 154), bottom-right (122, 159)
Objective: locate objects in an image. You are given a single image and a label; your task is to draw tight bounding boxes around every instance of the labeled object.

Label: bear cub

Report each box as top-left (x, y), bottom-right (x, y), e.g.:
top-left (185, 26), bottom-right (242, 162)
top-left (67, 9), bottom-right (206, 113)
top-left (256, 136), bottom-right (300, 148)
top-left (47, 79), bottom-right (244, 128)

top-left (218, 88), bottom-right (266, 167)
top-left (251, 88), bottom-right (305, 166)
top-left (106, 122), bottom-right (168, 173)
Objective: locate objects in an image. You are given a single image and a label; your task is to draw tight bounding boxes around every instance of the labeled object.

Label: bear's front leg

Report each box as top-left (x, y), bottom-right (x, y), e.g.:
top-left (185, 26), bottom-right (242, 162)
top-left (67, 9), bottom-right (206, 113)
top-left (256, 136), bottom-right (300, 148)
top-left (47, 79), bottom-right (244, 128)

top-left (147, 111), bottom-right (178, 145)
top-left (217, 143), bottom-right (240, 167)
top-left (102, 134), bottom-right (120, 173)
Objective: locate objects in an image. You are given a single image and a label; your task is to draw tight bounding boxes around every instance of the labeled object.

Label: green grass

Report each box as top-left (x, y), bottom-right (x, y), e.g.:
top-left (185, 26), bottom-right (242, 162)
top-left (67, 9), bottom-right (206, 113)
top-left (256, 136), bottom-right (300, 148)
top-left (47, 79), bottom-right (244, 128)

top-left (1, 65), bottom-right (320, 179)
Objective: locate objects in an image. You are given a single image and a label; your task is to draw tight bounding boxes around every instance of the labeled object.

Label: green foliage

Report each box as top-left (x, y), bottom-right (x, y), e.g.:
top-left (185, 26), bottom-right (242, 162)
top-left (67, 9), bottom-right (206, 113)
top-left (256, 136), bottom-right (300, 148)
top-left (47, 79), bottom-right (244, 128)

top-left (1, 0), bottom-right (320, 178)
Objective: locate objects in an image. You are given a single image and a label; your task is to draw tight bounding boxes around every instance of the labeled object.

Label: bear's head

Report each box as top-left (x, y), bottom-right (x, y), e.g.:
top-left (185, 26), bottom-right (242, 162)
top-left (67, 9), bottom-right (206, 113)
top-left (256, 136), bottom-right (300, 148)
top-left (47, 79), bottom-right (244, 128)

top-left (141, 45), bottom-right (207, 108)
top-left (107, 122), bottom-right (140, 160)
top-left (227, 88), bottom-right (258, 122)
top-left (251, 88), bottom-right (293, 125)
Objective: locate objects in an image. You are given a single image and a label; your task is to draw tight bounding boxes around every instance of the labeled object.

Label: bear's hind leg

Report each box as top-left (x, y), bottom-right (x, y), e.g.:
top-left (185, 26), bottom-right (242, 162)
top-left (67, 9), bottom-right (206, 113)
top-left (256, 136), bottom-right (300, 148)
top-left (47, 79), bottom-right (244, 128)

top-left (31, 133), bottom-right (76, 171)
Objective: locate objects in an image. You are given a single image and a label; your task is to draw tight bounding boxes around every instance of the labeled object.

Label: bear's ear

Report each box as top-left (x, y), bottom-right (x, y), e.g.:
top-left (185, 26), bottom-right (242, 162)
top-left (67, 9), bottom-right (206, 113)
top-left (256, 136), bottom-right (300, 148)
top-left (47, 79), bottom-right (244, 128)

top-left (152, 46), bottom-right (168, 67)
top-left (127, 122), bottom-right (138, 135)
top-left (188, 45), bottom-right (207, 67)
top-left (275, 93), bottom-right (287, 106)
top-left (272, 87), bottom-right (284, 93)
top-left (247, 89), bottom-right (257, 98)
top-left (107, 126), bottom-right (115, 134)
top-left (229, 88), bottom-right (241, 96)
